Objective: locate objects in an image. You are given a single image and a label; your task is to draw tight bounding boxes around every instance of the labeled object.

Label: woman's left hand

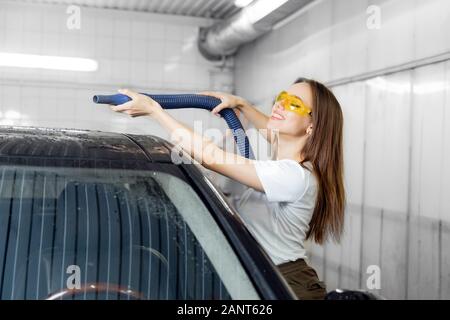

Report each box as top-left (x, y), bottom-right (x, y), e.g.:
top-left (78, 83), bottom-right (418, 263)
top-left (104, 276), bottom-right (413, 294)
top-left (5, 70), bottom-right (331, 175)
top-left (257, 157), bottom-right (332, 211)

top-left (110, 89), bottom-right (163, 118)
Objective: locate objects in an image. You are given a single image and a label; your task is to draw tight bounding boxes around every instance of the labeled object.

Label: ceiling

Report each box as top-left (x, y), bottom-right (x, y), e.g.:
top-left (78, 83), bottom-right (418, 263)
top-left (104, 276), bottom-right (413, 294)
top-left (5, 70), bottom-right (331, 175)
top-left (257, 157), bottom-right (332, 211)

top-left (17, 0), bottom-right (243, 19)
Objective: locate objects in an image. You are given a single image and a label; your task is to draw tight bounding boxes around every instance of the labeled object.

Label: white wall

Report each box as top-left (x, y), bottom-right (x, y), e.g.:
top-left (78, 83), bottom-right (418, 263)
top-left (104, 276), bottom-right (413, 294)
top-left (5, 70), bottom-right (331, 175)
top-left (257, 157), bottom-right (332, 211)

top-left (236, 0), bottom-right (450, 111)
top-left (234, 0), bottom-right (450, 299)
top-left (0, 1), bottom-right (232, 137)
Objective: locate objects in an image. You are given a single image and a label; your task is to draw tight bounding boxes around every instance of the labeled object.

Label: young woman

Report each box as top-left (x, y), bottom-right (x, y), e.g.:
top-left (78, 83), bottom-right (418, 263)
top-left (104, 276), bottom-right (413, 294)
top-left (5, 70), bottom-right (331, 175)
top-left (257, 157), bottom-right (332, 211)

top-left (110, 77), bottom-right (345, 300)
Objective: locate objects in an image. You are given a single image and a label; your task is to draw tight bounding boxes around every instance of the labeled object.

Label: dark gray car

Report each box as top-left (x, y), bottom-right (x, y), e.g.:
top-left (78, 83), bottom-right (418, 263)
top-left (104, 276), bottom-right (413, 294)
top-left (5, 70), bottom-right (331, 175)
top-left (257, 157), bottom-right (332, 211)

top-left (0, 126), bottom-right (295, 300)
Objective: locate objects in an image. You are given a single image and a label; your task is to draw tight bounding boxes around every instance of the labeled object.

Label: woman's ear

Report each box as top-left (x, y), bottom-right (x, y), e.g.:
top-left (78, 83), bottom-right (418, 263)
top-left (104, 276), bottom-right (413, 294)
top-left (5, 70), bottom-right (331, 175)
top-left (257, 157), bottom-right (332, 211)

top-left (306, 124), bottom-right (313, 136)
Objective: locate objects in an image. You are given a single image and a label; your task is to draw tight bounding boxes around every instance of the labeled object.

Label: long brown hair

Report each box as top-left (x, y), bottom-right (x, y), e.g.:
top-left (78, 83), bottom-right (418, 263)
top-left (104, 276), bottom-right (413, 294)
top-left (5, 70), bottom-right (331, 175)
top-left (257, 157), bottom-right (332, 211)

top-left (294, 77), bottom-right (345, 244)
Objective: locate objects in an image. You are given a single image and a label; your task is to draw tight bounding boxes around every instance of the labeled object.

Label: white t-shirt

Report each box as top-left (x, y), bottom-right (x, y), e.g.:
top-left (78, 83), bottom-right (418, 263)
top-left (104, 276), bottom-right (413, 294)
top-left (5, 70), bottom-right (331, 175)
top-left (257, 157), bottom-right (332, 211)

top-left (238, 159), bottom-right (318, 266)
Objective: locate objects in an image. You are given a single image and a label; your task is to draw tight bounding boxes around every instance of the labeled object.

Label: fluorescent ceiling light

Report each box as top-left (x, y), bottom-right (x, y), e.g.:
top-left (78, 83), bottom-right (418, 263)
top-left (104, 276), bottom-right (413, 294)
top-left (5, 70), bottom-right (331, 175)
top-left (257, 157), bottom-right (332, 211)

top-left (0, 52), bottom-right (98, 72)
top-left (247, 0), bottom-right (289, 23)
top-left (234, 0), bottom-right (254, 8)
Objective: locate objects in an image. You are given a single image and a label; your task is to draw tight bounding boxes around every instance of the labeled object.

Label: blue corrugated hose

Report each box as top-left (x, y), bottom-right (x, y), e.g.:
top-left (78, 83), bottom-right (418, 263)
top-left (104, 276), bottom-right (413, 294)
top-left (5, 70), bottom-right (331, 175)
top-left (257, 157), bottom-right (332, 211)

top-left (93, 93), bottom-right (255, 159)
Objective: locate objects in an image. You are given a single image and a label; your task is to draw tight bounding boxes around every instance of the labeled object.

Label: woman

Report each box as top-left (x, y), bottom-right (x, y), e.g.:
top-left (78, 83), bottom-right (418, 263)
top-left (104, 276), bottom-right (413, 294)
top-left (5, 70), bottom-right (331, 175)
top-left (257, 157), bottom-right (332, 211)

top-left (110, 77), bottom-right (345, 300)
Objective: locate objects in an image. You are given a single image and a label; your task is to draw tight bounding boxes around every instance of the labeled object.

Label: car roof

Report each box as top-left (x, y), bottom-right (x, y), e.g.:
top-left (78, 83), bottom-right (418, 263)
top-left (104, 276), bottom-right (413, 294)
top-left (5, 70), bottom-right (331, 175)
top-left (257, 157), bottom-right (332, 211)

top-left (0, 126), bottom-right (174, 163)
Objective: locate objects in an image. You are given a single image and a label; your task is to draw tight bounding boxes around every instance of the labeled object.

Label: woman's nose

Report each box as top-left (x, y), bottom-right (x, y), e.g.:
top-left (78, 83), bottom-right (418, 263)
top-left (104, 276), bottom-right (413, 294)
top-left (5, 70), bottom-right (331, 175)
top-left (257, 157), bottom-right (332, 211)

top-left (274, 102), bottom-right (284, 112)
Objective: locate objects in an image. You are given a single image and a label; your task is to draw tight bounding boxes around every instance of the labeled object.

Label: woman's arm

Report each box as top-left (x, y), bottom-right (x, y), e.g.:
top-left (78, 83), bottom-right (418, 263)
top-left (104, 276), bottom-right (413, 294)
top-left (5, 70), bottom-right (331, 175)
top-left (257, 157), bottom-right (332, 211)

top-left (111, 89), bottom-right (264, 191)
top-left (199, 91), bottom-right (274, 143)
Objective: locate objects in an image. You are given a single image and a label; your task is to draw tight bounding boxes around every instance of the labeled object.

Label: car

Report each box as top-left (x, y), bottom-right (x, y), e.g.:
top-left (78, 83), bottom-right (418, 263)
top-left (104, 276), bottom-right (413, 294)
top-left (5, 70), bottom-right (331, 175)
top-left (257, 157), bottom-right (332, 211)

top-left (0, 126), bottom-right (296, 300)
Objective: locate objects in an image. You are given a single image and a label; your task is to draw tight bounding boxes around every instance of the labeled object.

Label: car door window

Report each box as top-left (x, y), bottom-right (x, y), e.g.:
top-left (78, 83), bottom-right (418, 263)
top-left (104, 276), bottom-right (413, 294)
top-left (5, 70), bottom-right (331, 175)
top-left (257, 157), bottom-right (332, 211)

top-left (0, 165), bottom-right (259, 300)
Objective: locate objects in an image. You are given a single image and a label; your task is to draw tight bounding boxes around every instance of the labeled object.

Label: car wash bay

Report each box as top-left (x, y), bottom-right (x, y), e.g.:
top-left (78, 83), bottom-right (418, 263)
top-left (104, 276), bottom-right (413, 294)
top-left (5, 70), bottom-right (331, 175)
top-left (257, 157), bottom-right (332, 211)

top-left (0, 0), bottom-right (449, 300)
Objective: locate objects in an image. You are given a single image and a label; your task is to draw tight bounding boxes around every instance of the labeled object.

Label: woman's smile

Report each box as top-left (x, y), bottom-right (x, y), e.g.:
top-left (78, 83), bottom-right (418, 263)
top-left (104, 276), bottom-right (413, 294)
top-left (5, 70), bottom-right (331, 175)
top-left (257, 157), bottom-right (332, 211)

top-left (270, 110), bottom-right (285, 120)
top-left (270, 104), bottom-right (286, 120)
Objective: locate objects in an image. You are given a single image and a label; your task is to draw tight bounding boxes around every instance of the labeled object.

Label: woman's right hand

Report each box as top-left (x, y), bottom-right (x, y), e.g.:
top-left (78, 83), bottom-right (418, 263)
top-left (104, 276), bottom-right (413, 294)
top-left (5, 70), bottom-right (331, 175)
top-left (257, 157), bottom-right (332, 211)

top-left (198, 91), bottom-right (247, 117)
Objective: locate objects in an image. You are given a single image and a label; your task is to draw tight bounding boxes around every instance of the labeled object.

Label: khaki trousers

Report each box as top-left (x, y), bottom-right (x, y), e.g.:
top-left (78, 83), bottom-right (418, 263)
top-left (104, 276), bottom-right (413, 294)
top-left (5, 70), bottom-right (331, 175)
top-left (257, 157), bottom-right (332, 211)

top-left (277, 259), bottom-right (327, 300)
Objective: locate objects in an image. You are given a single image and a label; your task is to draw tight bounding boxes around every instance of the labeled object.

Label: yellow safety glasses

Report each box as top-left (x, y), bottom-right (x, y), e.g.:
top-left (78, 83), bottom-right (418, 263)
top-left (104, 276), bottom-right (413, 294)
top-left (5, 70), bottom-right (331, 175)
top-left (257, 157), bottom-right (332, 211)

top-left (275, 91), bottom-right (312, 117)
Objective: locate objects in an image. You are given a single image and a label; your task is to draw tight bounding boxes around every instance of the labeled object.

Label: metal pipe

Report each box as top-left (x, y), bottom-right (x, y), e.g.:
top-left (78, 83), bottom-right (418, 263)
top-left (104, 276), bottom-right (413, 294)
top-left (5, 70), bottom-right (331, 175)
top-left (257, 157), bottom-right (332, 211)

top-left (198, 0), bottom-right (314, 61)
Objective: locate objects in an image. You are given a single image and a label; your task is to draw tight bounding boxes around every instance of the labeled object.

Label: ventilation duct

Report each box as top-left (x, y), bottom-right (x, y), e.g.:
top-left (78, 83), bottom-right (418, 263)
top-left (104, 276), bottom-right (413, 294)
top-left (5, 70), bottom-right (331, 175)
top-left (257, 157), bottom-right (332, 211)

top-left (198, 0), bottom-right (315, 61)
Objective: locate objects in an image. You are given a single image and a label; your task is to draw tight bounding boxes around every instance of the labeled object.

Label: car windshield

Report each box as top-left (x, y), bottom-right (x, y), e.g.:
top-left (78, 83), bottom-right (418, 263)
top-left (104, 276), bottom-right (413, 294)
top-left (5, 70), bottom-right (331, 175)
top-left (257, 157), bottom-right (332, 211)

top-left (0, 165), bottom-right (258, 300)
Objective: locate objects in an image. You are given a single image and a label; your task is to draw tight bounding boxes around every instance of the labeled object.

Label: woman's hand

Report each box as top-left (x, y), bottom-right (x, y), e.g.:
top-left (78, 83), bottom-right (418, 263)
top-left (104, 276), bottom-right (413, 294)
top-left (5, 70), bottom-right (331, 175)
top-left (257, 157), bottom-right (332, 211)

top-left (110, 89), bottom-right (163, 118)
top-left (198, 91), bottom-right (247, 117)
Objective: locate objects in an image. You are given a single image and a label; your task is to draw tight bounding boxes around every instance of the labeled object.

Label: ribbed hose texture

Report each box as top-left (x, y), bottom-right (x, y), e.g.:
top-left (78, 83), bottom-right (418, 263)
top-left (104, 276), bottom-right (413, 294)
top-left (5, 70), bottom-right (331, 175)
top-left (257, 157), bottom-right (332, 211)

top-left (93, 94), bottom-right (255, 159)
